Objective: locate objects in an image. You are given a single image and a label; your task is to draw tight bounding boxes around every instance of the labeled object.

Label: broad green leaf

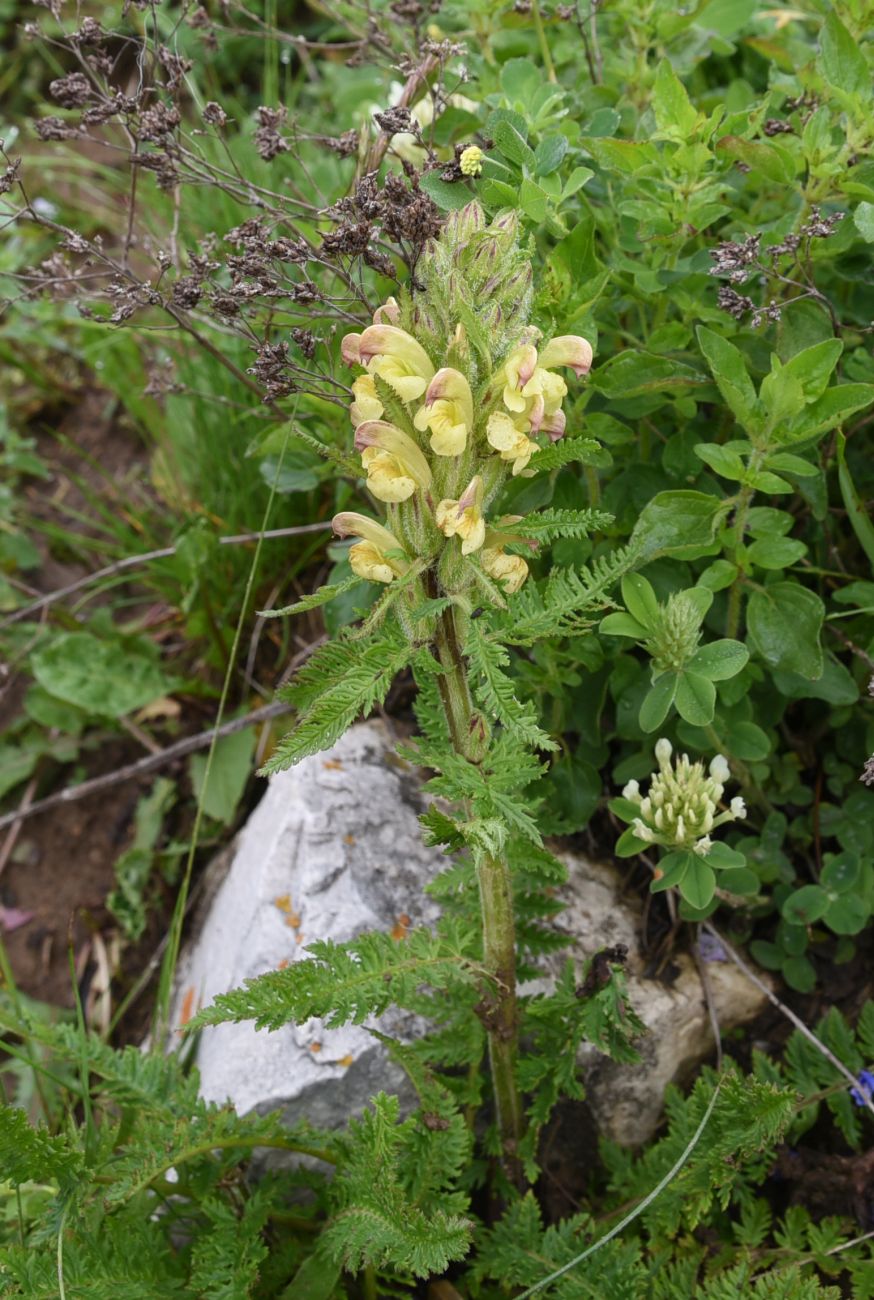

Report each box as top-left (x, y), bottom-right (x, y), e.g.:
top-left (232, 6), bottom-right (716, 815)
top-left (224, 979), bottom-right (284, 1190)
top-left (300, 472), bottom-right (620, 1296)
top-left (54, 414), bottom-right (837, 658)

top-left (783, 955), bottom-right (816, 993)
top-left (687, 639), bottom-right (749, 681)
top-left (824, 894), bottom-right (869, 935)
top-left (31, 632), bottom-right (174, 718)
top-left (782, 884), bottom-right (828, 925)
top-left (493, 119), bottom-right (536, 169)
top-left (705, 841), bottom-right (747, 869)
top-left (621, 573), bottom-right (659, 628)
top-left (693, 442), bottom-right (747, 481)
top-left (765, 453), bottom-right (818, 477)
top-left (698, 559), bottom-right (738, 592)
top-left (675, 671), bottom-right (716, 725)
top-left (652, 59), bottom-right (698, 136)
top-left (592, 352), bottom-right (706, 400)
top-left (716, 136), bottom-right (795, 185)
top-left (631, 490), bottom-right (729, 561)
top-left (854, 202), bottom-right (874, 242)
top-left (776, 338), bottom-right (843, 402)
top-left (519, 178), bottom-right (549, 222)
top-left (821, 853), bottom-right (860, 894)
top-left (780, 383), bottom-right (874, 442)
top-left (837, 431), bottom-right (874, 568)
top-left (680, 857), bottom-right (716, 909)
top-left (719, 866), bottom-right (760, 895)
top-left (190, 726), bottom-right (257, 824)
top-left (819, 12), bottom-right (870, 99)
top-left (500, 57), bottom-right (541, 102)
top-left (746, 537), bottom-right (807, 570)
top-left (534, 134), bottom-right (569, 176)
top-left (639, 672), bottom-right (678, 731)
top-left (747, 583), bottom-right (824, 679)
top-left (696, 327), bottom-right (759, 430)
top-left (600, 612), bottom-right (648, 638)
top-left (418, 172), bottom-right (478, 211)
top-left (651, 849), bottom-right (693, 892)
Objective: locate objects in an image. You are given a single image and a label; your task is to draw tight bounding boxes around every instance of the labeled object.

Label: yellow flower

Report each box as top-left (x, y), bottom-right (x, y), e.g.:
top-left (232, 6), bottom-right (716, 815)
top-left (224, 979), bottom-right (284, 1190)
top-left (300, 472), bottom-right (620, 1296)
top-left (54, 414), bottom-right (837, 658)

top-left (502, 344), bottom-right (539, 412)
top-left (354, 420), bottom-right (432, 503)
top-left (538, 335), bottom-right (594, 378)
top-left (358, 324), bottom-right (435, 402)
top-left (481, 544), bottom-right (529, 593)
top-left (414, 367), bottom-right (474, 456)
top-left (436, 476), bottom-right (486, 554)
top-left (486, 411), bottom-right (539, 475)
top-left (332, 512), bottom-right (409, 584)
top-left (350, 374), bottom-right (384, 425)
top-left (459, 145), bottom-right (484, 177)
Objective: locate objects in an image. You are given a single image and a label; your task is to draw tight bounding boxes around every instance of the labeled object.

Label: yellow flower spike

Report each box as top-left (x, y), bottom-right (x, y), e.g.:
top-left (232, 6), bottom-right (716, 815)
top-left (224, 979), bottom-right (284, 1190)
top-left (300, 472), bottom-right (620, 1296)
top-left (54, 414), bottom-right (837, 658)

top-left (414, 367), bottom-right (474, 456)
top-left (350, 375), bottom-right (383, 425)
top-left (436, 475), bottom-right (486, 554)
top-left (502, 343), bottom-right (539, 412)
top-left (538, 334), bottom-right (594, 378)
top-left (358, 324), bottom-right (435, 402)
top-left (486, 411), bottom-right (539, 475)
top-left (459, 145), bottom-right (484, 177)
top-left (481, 545), bottom-right (529, 594)
top-left (354, 420), bottom-right (432, 503)
top-left (332, 512), bottom-right (410, 584)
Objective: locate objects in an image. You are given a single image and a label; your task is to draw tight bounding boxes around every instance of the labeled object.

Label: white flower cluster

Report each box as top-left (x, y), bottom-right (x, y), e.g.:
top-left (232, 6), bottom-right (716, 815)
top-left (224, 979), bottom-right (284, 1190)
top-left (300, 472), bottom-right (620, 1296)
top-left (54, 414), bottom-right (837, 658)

top-left (623, 738), bottom-right (746, 856)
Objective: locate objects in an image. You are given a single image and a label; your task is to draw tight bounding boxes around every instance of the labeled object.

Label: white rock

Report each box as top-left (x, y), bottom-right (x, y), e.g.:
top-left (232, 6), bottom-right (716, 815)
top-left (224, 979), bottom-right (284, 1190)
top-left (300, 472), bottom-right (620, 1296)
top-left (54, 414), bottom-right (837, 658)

top-left (174, 721), bottom-right (766, 1147)
top-left (173, 721), bottom-right (443, 1126)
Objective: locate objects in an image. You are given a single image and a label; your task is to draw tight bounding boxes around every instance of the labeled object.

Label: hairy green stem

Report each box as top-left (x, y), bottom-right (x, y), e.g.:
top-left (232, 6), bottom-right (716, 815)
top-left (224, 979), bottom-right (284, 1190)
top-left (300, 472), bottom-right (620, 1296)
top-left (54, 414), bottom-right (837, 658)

top-left (434, 607), bottom-right (524, 1182)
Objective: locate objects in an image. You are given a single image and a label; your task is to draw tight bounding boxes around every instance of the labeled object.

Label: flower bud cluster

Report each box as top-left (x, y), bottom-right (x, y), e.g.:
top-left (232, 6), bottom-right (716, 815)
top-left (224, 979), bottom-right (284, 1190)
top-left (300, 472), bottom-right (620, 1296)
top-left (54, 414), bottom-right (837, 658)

top-left (646, 591), bottom-right (704, 672)
top-left (331, 202), bottom-right (593, 617)
top-left (623, 738), bottom-right (746, 856)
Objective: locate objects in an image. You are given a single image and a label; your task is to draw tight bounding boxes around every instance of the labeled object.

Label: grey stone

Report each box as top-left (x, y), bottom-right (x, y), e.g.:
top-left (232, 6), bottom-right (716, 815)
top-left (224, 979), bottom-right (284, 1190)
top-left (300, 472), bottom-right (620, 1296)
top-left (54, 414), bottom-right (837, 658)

top-left (174, 721), bottom-right (767, 1148)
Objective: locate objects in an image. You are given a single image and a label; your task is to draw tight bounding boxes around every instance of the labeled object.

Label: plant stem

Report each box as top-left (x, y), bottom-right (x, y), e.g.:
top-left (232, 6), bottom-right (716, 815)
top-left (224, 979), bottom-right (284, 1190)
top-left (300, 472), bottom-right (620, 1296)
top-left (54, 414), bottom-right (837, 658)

top-left (434, 607), bottom-right (524, 1183)
top-left (726, 481), bottom-right (755, 639)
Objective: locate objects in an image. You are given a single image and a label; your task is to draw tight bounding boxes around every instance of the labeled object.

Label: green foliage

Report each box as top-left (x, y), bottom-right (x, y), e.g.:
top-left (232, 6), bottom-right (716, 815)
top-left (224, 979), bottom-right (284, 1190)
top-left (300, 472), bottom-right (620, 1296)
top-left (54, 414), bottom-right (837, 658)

top-left (263, 627), bottom-right (416, 773)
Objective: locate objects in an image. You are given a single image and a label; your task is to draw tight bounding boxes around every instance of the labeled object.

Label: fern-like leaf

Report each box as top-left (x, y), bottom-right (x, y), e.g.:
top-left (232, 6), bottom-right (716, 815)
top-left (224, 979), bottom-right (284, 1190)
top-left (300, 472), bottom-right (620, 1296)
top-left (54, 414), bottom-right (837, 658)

top-left (466, 622), bottom-right (557, 751)
top-left (189, 925), bottom-right (482, 1033)
top-left (507, 507), bottom-right (614, 544)
top-left (263, 625), bottom-right (413, 772)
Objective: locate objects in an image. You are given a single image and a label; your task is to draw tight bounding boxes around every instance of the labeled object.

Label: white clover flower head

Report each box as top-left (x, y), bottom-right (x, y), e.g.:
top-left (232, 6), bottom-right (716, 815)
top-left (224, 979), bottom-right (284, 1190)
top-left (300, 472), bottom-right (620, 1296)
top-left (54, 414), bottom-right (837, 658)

top-left (621, 739), bottom-right (744, 853)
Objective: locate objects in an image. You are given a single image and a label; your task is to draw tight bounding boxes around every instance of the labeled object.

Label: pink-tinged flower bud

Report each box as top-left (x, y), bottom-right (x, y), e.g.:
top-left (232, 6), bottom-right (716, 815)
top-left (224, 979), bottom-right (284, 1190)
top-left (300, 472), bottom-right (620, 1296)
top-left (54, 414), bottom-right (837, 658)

top-left (539, 334), bottom-right (594, 377)
top-left (414, 367), bottom-right (474, 456)
top-left (502, 344), bottom-right (539, 412)
top-left (542, 407), bottom-right (566, 441)
top-left (341, 332), bottom-right (363, 366)
top-left (332, 512), bottom-right (410, 583)
top-left (436, 475), bottom-right (485, 554)
top-left (353, 420), bottom-right (432, 502)
top-left (357, 324), bottom-right (435, 402)
top-left (372, 296), bottom-right (400, 325)
top-left (481, 544), bottom-right (528, 593)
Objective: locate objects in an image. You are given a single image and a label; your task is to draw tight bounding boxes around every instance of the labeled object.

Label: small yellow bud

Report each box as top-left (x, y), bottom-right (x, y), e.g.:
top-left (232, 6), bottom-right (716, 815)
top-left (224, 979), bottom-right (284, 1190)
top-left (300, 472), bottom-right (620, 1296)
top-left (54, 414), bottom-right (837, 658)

top-left (459, 145), bottom-right (484, 177)
top-left (481, 545), bottom-right (529, 594)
